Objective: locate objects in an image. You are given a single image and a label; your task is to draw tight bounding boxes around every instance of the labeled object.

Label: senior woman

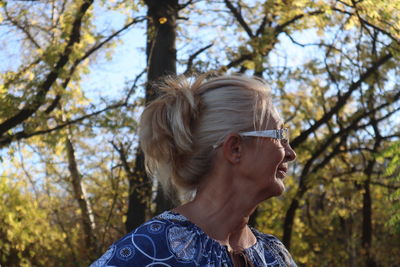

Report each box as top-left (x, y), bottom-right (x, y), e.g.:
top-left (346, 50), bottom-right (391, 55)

top-left (90, 75), bottom-right (297, 267)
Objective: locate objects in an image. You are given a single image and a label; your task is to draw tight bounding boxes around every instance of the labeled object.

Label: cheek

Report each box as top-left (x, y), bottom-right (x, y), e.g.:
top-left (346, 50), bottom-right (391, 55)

top-left (269, 146), bottom-right (286, 165)
top-left (261, 150), bottom-right (284, 174)
top-left (278, 148), bottom-right (286, 162)
top-left (251, 142), bottom-right (285, 171)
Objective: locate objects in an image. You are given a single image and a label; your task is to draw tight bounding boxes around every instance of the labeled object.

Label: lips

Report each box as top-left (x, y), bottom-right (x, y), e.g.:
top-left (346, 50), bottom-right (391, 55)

top-left (276, 165), bottom-right (288, 179)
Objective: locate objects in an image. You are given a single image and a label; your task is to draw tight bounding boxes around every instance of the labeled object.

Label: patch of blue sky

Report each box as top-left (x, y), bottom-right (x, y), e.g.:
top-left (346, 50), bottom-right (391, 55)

top-left (81, 2), bottom-right (147, 103)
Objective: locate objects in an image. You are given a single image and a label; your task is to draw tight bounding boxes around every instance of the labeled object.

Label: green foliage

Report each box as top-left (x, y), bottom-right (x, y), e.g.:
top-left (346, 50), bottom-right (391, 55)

top-left (0, 0), bottom-right (400, 266)
top-left (0, 177), bottom-right (68, 266)
top-left (381, 141), bottom-right (400, 234)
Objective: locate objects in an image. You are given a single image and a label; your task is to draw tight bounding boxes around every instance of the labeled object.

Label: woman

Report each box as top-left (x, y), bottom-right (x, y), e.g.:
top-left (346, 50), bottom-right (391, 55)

top-left (90, 74), bottom-right (297, 267)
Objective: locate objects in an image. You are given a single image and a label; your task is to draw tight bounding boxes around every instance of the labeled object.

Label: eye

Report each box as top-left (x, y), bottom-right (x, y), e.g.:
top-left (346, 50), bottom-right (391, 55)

top-left (280, 128), bottom-right (289, 144)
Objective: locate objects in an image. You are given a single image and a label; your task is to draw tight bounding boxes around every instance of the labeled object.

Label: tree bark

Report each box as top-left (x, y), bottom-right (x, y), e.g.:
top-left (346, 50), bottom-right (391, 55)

top-left (148, 0), bottom-right (179, 215)
top-left (125, 0), bottom-right (179, 232)
top-left (283, 191), bottom-right (303, 249)
top-left (145, 0), bottom-right (178, 96)
top-left (125, 148), bottom-right (149, 232)
top-left (66, 135), bottom-right (96, 256)
top-left (362, 178), bottom-right (376, 267)
top-left (361, 109), bottom-right (381, 267)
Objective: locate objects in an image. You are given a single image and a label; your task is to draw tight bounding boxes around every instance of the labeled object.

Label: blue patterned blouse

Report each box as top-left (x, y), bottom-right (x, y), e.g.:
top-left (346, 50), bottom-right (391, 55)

top-left (90, 211), bottom-right (297, 267)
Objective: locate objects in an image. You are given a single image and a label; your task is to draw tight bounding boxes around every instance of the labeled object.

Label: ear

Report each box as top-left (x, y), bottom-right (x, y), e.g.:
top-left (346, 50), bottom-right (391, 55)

top-left (222, 133), bottom-right (242, 164)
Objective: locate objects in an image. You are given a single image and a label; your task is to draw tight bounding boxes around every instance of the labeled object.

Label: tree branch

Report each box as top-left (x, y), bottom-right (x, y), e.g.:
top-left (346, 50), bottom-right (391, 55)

top-left (300, 90), bottom-right (400, 188)
top-left (0, 100), bottom-right (132, 148)
top-left (184, 43), bottom-right (213, 74)
top-left (4, 6), bottom-right (42, 49)
top-left (332, 6), bottom-right (400, 44)
top-left (255, 16), bottom-right (268, 36)
top-left (222, 9), bottom-right (325, 71)
top-left (221, 53), bottom-right (254, 71)
top-left (76, 17), bottom-right (146, 67)
top-left (43, 17), bottom-right (146, 115)
top-left (3, 58), bottom-right (42, 89)
top-left (291, 51), bottom-right (393, 149)
top-left (274, 10), bottom-right (324, 35)
top-left (370, 181), bottom-right (400, 190)
top-left (223, 0), bottom-right (254, 38)
top-left (0, 0), bottom-right (94, 136)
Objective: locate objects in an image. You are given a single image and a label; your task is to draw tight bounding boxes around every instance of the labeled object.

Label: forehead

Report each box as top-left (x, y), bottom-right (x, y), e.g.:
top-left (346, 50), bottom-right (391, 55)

top-left (266, 106), bottom-right (284, 128)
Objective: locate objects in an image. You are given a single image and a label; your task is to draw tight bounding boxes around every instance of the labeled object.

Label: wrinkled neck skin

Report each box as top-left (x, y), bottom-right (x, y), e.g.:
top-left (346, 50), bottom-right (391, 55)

top-left (173, 158), bottom-right (268, 252)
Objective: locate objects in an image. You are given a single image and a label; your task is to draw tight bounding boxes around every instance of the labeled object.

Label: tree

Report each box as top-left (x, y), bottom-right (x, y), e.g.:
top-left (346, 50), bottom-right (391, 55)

top-left (380, 140), bottom-right (400, 234)
top-left (1, 0), bottom-right (399, 265)
top-left (0, 0), bottom-right (144, 148)
top-left (124, 0), bottom-right (180, 232)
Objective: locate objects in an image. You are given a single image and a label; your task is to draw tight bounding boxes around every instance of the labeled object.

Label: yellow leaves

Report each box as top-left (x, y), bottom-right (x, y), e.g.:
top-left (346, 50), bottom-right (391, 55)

top-left (6, 228), bottom-right (14, 240)
top-left (337, 208), bottom-right (348, 218)
top-left (26, 70), bottom-right (35, 81)
top-left (82, 32), bottom-right (96, 45)
top-left (121, 191), bottom-right (129, 198)
top-left (0, 0), bottom-right (398, 265)
top-left (105, 49), bottom-right (115, 61)
top-left (15, 242), bottom-right (26, 251)
top-left (243, 60), bottom-right (256, 70)
top-left (0, 176), bottom-right (70, 264)
top-left (344, 15), bottom-right (358, 30)
top-left (75, 208), bottom-right (82, 215)
top-left (296, 254), bottom-right (309, 265)
top-left (0, 84), bottom-right (6, 100)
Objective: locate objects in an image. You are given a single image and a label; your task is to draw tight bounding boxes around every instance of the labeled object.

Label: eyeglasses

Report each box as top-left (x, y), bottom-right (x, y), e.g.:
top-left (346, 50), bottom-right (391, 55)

top-left (212, 128), bottom-right (289, 149)
top-left (240, 128), bottom-right (289, 143)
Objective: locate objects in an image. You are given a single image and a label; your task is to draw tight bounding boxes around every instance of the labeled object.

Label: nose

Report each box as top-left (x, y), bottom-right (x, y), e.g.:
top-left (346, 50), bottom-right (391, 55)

top-left (284, 143), bottom-right (296, 162)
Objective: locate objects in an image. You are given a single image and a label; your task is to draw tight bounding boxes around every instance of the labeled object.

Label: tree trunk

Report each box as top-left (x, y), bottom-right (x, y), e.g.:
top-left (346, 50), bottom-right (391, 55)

top-left (283, 196), bottom-right (300, 249)
top-left (125, 0), bottom-right (179, 231)
top-left (362, 179), bottom-right (376, 267)
top-left (360, 87), bottom-right (382, 267)
top-left (125, 149), bottom-right (149, 232)
top-left (362, 131), bottom-right (381, 267)
top-left (66, 136), bottom-right (96, 256)
top-left (283, 187), bottom-right (307, 249)
top-left (145, 0), bottom-right (178, 94)
top-left (147, 0), bottom-right (179, 214)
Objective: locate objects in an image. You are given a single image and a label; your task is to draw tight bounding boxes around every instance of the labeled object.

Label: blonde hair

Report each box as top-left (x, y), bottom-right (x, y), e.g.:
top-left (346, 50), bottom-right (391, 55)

top-left (139, 74), bottom-right (272, 202)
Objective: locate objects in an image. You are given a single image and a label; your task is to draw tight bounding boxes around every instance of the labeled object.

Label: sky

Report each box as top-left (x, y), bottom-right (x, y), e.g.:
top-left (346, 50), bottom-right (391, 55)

top-left (0, 2), bottom-right (313, 183)
top-left (79, 6), bottom-right (317, 103)
top-left (4, 1), bottom-right (392, 177)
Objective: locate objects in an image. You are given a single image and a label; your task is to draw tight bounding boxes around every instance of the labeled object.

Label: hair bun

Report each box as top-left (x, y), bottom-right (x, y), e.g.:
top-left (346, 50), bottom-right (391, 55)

top-left (139, 76), bottom-right (202, 164)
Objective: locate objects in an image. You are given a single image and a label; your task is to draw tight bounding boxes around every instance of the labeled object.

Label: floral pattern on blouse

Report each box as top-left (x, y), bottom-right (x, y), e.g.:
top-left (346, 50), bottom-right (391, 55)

top-left (90, 211), bottom-right (297, 267)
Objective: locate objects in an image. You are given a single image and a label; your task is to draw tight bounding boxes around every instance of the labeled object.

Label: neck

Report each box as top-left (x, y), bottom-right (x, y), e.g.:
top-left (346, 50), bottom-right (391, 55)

top-left (173, 170), bottom-right (261, 251)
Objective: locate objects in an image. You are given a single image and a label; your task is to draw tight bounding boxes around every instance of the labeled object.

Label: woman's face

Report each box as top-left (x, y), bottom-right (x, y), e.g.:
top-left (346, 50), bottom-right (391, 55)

top-left (239, 106), bottom-right (296, 199)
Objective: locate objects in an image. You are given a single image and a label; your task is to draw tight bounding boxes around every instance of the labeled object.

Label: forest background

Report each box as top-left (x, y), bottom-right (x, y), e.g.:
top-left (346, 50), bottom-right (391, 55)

top-left (0, 0), bottom-right (399, 266)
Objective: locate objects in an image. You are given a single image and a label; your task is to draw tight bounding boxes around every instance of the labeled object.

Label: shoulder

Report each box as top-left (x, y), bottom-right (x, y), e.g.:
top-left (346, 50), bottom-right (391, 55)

top-left (251, 229), bottom-right (297, 267)
top-left (253, 229), bottom-right (285, 247)
top-left (90, 217), bottom-right (173, 267)
top-left (89, 212), bottom-right (204, 267)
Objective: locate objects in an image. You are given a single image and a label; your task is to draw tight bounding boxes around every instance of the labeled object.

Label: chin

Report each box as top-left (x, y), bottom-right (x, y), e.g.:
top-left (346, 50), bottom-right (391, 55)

top-left (271, 189), bottom-right (284, 198)
top-left (272, 181), bottom-right (285, 196)
top-left (261, 186), bottom-right (285, 200)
